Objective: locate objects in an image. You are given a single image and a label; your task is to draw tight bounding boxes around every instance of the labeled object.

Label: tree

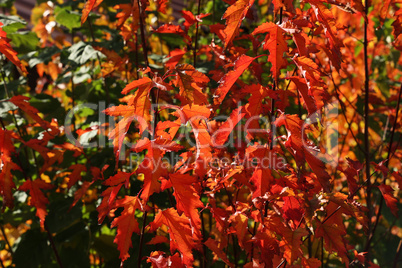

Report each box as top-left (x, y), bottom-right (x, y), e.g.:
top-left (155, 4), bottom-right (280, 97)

top-left (0, 0), bottom-right (401, 266)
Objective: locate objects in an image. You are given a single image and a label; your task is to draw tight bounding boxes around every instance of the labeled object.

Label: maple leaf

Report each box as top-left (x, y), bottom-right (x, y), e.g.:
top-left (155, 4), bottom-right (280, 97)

top-left (204, 238), bottom-right (234, 267)
top-left (229, 212), bottom-right (249, 247)
top-left (0, 129), bottom-right (20, 209)
top-left (147, 251), bottom-right (184, 267)
top-left (279, 227), bottom-right (308, 264)
top-left (104, 77), bottom-right (152, 161)
top-left (212, 107), bottom-right (246, 147)
top-left (316, 219), bottom-right (349, 264)
top-left (104, 171), bottom-right (132, 188)
top-left (19, 179), bottom-right (54, 228)
top-left (246, 145), bottom-right (276, 198)
top-left (214, 55), bottom-right (256, 104)
top-left (301, 258), bottom-right (322, 268)
top-left (305, 0), bottom-right (343, 65)
top-left (150, 208), bottom-right (197, 266)
top-left (174, 64), bottom-right (209, 105)
top-left (275, 113), bottom-right (331, 192)
top-left (111, 196), bottom-right (143, 261)
top-left (67, 164), bottom-right (87, 189)
top-left (252, 22), bottom-right (288, 81)
top-left (0, 23), bottom-right (27, 74)
top-left (9, 96), bottom-right (59, 134)
top-left (288, 77), bottom-right (317, 115)
top-left (378, 184), bottom-right (399, 217)
top-left (222, 0), bottom-right (255, 48)
top-left (162, 173), bottom-right (204, 235)
top-left (165, 48), bottom-right (186, 69)
top-left (81, 0), bottom-right (103, 25)
top-left (133, 138), bottom-right (183, 201)
top-left (70, 181), bottom-right (93, 209)
top-left (154, 24), bottom-right (192, 44)
top-left (156, 0), bottom-right (168, 14)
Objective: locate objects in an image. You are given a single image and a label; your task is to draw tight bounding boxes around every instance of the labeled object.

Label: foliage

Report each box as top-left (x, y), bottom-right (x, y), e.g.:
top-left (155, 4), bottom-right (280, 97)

top-left (0, 0), bottom-right (402, 267)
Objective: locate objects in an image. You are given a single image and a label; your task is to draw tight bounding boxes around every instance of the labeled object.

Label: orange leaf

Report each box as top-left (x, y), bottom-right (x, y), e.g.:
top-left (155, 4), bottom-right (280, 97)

top-left (222, 0), bottom-right (255, 48)
top-left (378, 184), bottom-right (399, 217)
top-left (164, 173), bottom-right (204, 235)
top-left (0, 23), bottom-right (27, 74)
top-left (19, 179), bottom-right (54, 228)
top-left (0, 129), bottom-right (20, 209)
top-left (279, 227), bottom-right (308, 264)
top-left (111, 196), bottom-right (143, 261)
top-left (275, 113), bottom-right (331, 192)
top-left (9, 95), bottom-right (59, 133)
top-left (212, 107), bottom-right (246, 147)
top-left (174, 64), bottom-right (209, 106)
top-left (150, 208), bottom-right (197, 266)
top-left (104, 78), bottom-right (152, 161)
top-left (81, 0), bottom-right (103, 25)
top-left (133, 138), bottom-right (183, 201)
top-left (204, 238), bottom-right (234, 267)
top-left (316, 220), bottom-right (348, 264)
top-left (214, 55), bottom-right (256, 103)
top-left (246, 145), bottom-right (277, 198)
top-left (252, 22), bottom-right (288, 81)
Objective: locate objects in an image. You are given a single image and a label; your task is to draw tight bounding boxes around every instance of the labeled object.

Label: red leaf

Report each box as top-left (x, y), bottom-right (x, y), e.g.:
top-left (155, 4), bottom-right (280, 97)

top-left (164, 173), bottom-right (204, 235)
top-left (19, 179), bottom-right (54, 228)
top-left (165, 48), bottom-right (186, 69)
top-left (204, 238), bottom-right (234, 267)
top-left (275, 113), bottom-right (331, 192)
top-left (0, 23), bottom-right (27, 74)
top-left (156, 0), bottom-right (168, 14)
top-left (111, 196), bottom-right (143, 261)
top-left (174, 64), bottom-right (209, 105)
top-left (246, 145), bottom-right (276, 198)
top-left (147, 251), bottom-right (185, 267)
top-left (67, 164), bottom-right (87, 189)
top-left (70, 181), bottom-right (93, 209)
top-left (81, 0), bottom-right (103, 24)
top-left (288, 77), bottom-right (317, 115)
top-left (104, 78), bottom-right (152, 161)
top-left (103, 171), bottom-right (132, 188)
top-left (150, 208), bottom-right (198, 266)
top-left (316, 220), bottom-right (349, 264)
top-left (222, 0), bottom-right (255, 48)
top-left (133, 138), bottom-right (183, 201)
top-left (9, 96), bottom-right (59, 133)
top-left (378, 184), bottom-right (399, 217)
top-left (252, 22), bottom-right (288, 81)
top-left (212, 106), bottom-right (246, 146)
top-left (279, 227), bottom-right (308, 264)
top-left (214, 55), bottom-right (256, 103)
top-left (0, 129), bottom-right (20, 209)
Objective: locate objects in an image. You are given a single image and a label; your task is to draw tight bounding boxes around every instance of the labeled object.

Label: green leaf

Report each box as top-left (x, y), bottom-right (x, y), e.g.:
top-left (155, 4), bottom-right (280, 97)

top-left (0, 15), bottom-right (26, 33)
top-left (68, 42), bottom-right (105, 65)
top-left (55, 7), bottom-right (81, 30)
top-left (7, 31), bottom-right (39, 53)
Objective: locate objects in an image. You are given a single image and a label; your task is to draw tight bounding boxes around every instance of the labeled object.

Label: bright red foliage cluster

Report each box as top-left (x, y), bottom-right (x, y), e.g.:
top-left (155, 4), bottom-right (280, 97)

top-left (1, 0), bottom-right (402, 266)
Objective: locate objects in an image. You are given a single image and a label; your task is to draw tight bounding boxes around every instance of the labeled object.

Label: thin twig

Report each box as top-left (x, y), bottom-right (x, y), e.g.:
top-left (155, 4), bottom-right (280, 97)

top-left (0, 224), bottom-right (14, 258)
top-left (44, 222), bottom-right (64, 268)
top-left (363, 1), bottom-right (372, 263)
top-left (365, 83), bottom-right (402, 253)
top-left (193, 0), bottom-right (202, 68)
